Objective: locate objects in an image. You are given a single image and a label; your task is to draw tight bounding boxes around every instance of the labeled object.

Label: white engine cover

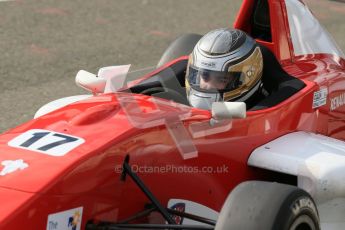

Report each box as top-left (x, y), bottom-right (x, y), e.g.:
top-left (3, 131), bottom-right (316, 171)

top-left (248, 131), bottom-right (345, 229)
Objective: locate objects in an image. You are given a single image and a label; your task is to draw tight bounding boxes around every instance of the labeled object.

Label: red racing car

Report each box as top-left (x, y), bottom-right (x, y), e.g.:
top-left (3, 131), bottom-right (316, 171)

top-left (0, 0), bottom-right (345, 229)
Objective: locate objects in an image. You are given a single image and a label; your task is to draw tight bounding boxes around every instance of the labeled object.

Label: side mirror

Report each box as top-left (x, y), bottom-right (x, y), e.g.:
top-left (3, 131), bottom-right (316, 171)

top-left (98, 65), bottom-right (131, 93)
top-left (75, 70), bottom-right (106, 94)
top-left (211, 102), bottom-right (246, 120)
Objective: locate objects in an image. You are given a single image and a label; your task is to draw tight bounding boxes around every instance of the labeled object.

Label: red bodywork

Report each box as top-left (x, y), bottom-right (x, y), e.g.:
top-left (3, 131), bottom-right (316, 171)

top-left (0, 0), bottom-right (344, 229)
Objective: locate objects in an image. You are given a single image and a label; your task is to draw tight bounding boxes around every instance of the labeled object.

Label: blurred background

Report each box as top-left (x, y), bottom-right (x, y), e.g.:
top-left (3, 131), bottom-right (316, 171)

top-left (0, 0), bottom-right (344, 132)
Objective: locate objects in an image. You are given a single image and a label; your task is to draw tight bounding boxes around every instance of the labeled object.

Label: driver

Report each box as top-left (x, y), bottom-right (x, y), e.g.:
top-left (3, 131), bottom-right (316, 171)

top-left (185, 28), bottom-right (267, 110)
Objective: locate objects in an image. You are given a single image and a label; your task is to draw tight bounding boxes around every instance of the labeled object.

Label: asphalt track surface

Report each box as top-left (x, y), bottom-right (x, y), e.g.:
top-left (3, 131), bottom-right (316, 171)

top-left (0, 0), bottom-right (344, 132)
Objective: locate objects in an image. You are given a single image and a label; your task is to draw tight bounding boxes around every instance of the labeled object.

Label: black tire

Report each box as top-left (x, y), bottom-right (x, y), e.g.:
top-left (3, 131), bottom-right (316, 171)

top-left (157, 33), bottom-right (202, 68)
top-left (215, 181), bottom-right (320, 230)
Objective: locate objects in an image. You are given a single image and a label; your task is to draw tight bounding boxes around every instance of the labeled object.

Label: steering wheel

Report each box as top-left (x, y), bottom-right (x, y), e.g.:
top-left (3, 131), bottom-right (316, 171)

top-left (140, 87), bottom-right (189, 105)
top-left (140, 87), bottom-right (166, 96)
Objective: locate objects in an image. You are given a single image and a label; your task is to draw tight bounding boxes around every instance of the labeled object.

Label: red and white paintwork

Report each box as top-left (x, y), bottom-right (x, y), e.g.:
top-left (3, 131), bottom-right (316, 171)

top-left (0, 0), bottom-right (344, 229)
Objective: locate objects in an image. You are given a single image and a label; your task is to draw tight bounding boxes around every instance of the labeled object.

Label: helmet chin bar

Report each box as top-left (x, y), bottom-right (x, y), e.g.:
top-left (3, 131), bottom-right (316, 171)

top-left (188, 88), bottom-right (223, 110)
top-left (188, 80), bottom-right (261, 111)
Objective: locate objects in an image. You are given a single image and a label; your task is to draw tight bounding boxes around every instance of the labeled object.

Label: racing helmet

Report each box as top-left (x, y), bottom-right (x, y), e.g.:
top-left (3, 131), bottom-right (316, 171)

top-left (185, 28), bottom-right (263, 110)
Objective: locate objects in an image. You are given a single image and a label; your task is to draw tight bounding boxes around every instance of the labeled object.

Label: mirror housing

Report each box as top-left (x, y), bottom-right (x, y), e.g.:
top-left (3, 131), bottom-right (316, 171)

top-left (75, 70), bottom-right (106, 94)
top-left (211, 102), bottom-right (246, 120)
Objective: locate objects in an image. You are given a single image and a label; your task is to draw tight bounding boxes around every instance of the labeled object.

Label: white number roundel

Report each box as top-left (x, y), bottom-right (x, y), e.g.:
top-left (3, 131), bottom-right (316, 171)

top-left (8, 129), bottom-right (84, 156)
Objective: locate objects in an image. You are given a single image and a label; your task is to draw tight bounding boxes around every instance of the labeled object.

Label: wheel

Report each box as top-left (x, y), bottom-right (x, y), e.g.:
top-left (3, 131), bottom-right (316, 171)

top-left (157, 33), bottom-right (202, 68)
top-left (215, 181), bottom-right (320, 230)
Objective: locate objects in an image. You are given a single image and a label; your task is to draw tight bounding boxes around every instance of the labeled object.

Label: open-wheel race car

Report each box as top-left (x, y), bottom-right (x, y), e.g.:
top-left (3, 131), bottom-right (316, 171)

top-left (1, 0), bottom-right (345, 229)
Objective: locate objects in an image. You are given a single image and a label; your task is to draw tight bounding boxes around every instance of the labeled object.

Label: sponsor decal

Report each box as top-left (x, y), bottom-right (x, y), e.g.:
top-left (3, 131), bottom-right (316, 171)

top-left (330, 92), bottom-right (345, 111)
top-left (47, 207), bottom-right (83, 230)
top-left (312, 88), bottom-right (328, 108)
top-left (170, 203), bottom-right (186, 225)
top-left (168, 199), bottom-right (219, 225)
top-left (200, 61), bottom-right (216, 68)
top-left (246, 66), bottom-right (255, 77)
top-left (292, 197), bottom-right (317, 216)
top-left (8, 129), bottom-right (84, 156)
top-left (0, 159), bottom-right (28, 176)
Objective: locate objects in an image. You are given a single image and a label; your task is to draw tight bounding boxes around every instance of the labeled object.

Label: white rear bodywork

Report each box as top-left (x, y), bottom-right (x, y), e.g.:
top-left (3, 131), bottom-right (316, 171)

top-left (248, 132), bottom-right (345, 229)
